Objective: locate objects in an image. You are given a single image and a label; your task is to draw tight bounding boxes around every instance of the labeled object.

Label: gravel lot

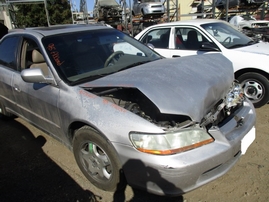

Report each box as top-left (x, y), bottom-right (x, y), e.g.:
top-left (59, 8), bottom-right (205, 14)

top-left (0, 104), bottom-right (268, 202)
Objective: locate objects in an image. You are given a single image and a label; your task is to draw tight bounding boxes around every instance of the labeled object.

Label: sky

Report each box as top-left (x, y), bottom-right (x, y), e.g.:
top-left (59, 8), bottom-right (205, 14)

top-left (71, 0), bottom-right (124, 13)
top-left (71, 0), bottom-right (165, 13)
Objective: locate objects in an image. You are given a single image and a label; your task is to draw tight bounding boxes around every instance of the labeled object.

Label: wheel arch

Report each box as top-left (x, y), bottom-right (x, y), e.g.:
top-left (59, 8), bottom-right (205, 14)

top-left (141, 8), bottom-right (145, 15)
top-left (234, 67), bottom-right (269, 81)
top-left (67, 121), bottom-right (106, 148)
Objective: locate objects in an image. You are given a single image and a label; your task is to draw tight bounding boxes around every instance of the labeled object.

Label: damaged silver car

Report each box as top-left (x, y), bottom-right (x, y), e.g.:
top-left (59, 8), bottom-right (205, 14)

top-left (93, 0), bottom-right (122, 23)
top-left (0, 24), bottom-right (256, 196)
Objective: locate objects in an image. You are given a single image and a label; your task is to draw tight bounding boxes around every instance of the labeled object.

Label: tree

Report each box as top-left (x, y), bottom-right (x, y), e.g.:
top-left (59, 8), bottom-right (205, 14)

top-left (15, 0), bottom-right (72, 27)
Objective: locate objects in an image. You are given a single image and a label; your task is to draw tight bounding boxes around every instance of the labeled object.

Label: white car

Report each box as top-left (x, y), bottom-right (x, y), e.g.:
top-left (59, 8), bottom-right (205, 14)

top-left (229, 15), bottom-right (269, 30)
top-left (135, 19), bottom-right (269, 108)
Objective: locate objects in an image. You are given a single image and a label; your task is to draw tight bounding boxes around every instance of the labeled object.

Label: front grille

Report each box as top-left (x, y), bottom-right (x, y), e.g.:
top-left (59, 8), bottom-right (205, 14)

top-left (203, 99), bottom-right (244, 130)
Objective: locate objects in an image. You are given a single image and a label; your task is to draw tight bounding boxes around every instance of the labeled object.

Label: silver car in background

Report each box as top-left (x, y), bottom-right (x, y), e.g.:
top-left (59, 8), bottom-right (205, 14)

top-left (0, 24), bottom-right (256, 196)
top-left (132, 0), bottom-right (165, 18)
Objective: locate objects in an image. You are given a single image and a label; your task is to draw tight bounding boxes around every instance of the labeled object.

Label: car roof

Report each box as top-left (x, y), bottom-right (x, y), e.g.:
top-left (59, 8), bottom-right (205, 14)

top-left (8, 23), bottom-right (112, 37)
top-left (145, 19), bottom-right (228, 28)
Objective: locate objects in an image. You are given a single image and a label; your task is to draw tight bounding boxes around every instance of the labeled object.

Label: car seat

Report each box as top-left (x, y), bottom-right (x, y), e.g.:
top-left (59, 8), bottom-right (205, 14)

top-left (30, 50), bottom-right (49, 76)
top-left (159, 33), bottom-right (169, 48)
top-left (186, 30), bottom-right (200, 50)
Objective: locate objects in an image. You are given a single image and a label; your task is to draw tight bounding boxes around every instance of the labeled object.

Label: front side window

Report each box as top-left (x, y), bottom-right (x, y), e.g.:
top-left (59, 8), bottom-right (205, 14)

top-left (175, 28), bottom-right (210, 50)
top-left (0, 36), bottom-right (20, 70)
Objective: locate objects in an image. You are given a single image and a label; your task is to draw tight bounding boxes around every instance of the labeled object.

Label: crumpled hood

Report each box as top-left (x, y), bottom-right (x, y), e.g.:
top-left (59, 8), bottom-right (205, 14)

top-left (235, 42), bottom-right (269, 56)
top-left (81, 54), bottom-right (234, 122)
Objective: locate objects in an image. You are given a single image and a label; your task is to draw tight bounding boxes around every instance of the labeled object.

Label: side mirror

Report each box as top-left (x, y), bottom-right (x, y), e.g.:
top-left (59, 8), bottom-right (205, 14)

top-left (200, 42), bottom-right (219, 52)
top-left (146, 43), bottom-right (155, 49)
top-left (21, 68), bottom-right (54, 84)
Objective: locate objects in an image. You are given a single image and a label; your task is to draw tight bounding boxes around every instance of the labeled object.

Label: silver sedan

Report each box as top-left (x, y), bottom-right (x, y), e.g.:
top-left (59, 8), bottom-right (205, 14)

top-left (0, 24), bottom-right (256, 196)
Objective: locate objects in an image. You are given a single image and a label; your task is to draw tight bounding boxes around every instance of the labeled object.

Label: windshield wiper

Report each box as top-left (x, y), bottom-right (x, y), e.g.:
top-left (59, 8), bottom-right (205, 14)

top-left (228, 40), bottom-right (258, 49)
top-left (247, 40), bottom-right (258, 45)
top-left (117, 60), bottom-right (154, 72)
top-left (69, 74), bottom-right (105, 85)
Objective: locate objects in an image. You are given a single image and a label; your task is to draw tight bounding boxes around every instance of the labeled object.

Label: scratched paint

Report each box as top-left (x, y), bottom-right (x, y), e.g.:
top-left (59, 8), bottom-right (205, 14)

top-left (79, 89), bottom-right (127, 113)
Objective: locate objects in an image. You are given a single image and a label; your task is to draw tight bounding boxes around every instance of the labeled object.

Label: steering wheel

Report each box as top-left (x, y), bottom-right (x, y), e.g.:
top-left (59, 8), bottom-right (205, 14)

top-left (222, 36), bottom-right (231, 44)
top-left (104, 51), bottom-right (124, 67)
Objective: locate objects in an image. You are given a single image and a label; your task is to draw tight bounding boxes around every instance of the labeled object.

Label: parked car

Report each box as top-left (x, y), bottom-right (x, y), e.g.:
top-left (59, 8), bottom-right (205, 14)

top-left (0, 23), bottom-right (256, 196)
top-left (0, 23), bottom-right (8, 39)
top-left (229, 15), bottom-right (269, 30)
top-left (215, 0), bottom-right (240, 10)
top-left (132, 0), bottom-right (165, 18)
top-left (135, 19), bottom-right (269, 108)
top-left (93, 0), bottom-right (122, 22)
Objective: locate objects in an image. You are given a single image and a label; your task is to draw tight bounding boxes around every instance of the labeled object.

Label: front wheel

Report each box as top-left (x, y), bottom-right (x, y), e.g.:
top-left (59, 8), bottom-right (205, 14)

top-left (73, 126), bottom-right (125, 191)
top-left (237, 72), bottom-right (269, 108)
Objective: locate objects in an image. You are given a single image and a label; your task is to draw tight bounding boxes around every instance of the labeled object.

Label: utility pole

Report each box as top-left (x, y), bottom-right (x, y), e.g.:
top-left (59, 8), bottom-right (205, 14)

top-left (80, 0), bottom-right (88, 23)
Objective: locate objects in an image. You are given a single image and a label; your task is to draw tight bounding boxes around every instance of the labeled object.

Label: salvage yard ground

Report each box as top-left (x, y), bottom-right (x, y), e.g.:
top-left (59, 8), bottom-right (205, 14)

top-left (0, 104), bottom-right (269, 202)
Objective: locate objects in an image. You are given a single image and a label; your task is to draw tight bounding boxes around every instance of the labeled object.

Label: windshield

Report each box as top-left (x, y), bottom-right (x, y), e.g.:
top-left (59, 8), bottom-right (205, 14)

top-left (42, 28), bottom-right (161, 85)
top-left (201, 22), bottom-right (254, 49)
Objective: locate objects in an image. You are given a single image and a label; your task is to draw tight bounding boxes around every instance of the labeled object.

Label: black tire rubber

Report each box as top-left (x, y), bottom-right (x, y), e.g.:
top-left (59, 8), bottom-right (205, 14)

top-left (237, 72), bottom-right (269, 108)
top-left (73, 126), bottom-right (125, 191)
top-left (0, 102), bottom-right (14, 119)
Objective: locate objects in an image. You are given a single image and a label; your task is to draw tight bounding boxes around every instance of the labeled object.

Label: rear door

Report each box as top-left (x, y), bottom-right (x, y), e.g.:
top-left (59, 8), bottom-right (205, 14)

top-left (139, 27), bottom-right (172, 58)
top-left (0, 35), bottom-right (21, 115)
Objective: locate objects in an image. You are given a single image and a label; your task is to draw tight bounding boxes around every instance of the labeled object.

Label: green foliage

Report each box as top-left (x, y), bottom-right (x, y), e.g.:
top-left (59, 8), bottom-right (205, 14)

top-left (15, 0), bottom-right (72, 27)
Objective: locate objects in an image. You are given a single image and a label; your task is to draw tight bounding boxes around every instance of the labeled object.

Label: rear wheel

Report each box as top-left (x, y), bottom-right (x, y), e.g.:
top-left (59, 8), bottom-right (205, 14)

top-left (237, 72), bottom-right (269, 108)
top-left (73, 126), bottom-right (125, 191)
top-left (0, 102), bottom-right (14, 119)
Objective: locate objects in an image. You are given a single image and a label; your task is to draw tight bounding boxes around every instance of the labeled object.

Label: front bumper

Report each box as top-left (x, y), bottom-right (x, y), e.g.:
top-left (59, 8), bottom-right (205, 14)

top-left (114, 99), bottom-right (256, 196)
top-left (143, 7), bottom-right (165, 15)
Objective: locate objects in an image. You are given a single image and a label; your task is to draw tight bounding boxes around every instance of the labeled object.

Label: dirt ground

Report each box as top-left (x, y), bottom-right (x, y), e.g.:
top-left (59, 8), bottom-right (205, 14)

top-left (0, 104), bottom-right (269, 202)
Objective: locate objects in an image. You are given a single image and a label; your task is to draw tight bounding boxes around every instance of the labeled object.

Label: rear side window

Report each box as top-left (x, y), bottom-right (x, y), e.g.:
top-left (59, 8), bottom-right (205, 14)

top-left (141, 28), bottom-right (170, 49)
top-left (0, 36), bottom-right (20, 70)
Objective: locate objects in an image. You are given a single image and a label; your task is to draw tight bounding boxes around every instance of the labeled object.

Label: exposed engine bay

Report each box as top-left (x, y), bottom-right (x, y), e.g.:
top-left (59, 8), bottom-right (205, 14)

top-left (89, 87), bottom-right (193, 130)
top-left (87, 81), bottom-right (245, 131)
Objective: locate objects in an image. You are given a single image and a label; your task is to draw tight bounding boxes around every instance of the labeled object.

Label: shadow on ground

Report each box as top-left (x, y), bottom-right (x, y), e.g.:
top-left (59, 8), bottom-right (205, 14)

top-left (0, 118), bottom-right (97, 202)
top-left (0, 118), bottom-right (184, 202)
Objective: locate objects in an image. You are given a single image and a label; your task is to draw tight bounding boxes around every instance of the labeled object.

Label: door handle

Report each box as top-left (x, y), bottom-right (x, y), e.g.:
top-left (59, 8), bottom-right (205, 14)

top-left (14, 84), bottom-right (21, 92)
top-left (172, 55), bottom-right (181, 58)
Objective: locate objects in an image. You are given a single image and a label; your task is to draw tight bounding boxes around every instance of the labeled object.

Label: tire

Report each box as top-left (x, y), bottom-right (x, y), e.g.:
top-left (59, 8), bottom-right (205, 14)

top-left (0, 102), bottom-right (14, 119)
top-left (73, 126), bottom-right (125, 191)
top-left (237, 72), bottom-right (269, 108)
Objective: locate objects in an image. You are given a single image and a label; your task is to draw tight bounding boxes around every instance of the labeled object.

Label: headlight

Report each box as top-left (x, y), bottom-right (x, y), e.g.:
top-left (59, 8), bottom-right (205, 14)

top-left (225, 81), bottom-right (244, 108)
top-left (129, 128), bottom-right (214, 155)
